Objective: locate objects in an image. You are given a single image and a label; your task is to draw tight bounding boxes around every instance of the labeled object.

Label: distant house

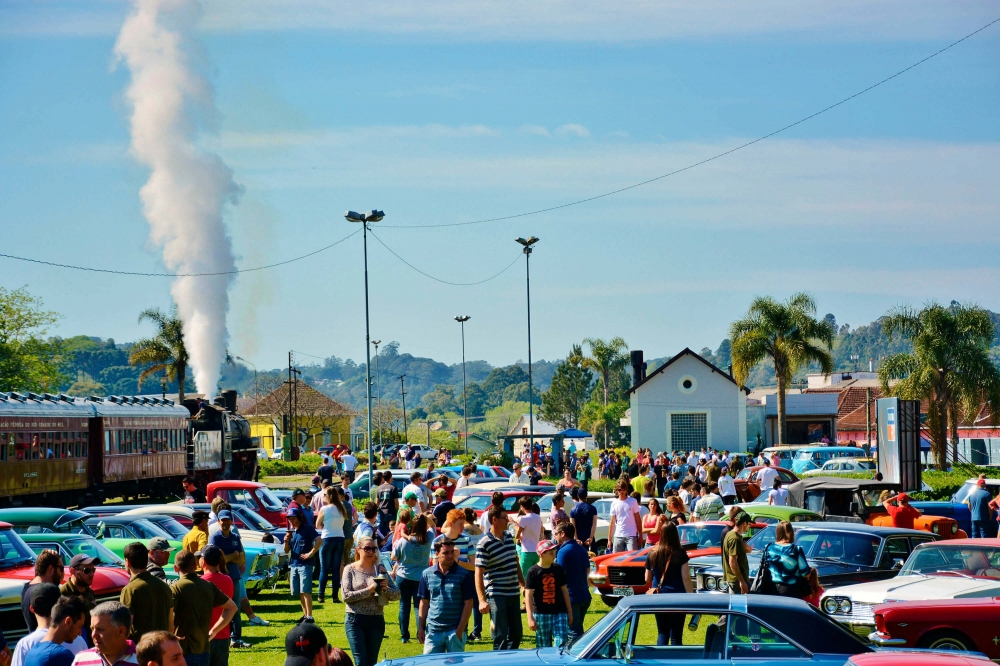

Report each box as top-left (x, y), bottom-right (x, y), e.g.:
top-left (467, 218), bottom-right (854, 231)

top-left (243, 379), bottom-right (358, 455)
top-left (628, 348), bottom-right (748, 454)
top-left (507, 414), bottom-right (561, 456)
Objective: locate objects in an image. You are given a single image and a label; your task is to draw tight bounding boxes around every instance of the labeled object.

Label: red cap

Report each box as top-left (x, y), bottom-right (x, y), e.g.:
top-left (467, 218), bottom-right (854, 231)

top-left (897, 492), bottom-right (910, 501)
top-left (978, 479), bottom-right (987, 486)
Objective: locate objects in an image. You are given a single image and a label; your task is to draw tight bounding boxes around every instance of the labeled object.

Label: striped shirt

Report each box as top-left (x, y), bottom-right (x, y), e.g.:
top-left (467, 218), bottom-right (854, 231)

top-left (70, 643), bottom-right (138, 666)
top-left (475, 531), bottom-right (520, 597)
top-left (432, 532), bottom-right (475, 565)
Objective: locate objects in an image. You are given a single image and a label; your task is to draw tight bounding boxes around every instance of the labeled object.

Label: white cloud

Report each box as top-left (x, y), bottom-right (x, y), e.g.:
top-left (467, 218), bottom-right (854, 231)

top-left (555, 124), bottom-right (590, 138)
top-left (520, 124), bottom-right (551, 137)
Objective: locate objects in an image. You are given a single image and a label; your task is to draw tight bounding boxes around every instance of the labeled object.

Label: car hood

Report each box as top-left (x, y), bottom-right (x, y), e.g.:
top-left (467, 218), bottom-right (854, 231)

top-left (382, 648), bottom-right (553, 666)
top-left (833, 574), bottom-right (1000, 602)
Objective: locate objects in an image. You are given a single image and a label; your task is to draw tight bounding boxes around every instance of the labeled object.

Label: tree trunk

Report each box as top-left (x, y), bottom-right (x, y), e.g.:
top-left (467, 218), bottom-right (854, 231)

top-left (177, 362), bottom-right (186, 403)
top-left (926, 399), bottom-right (945, 471)
top-left (776, 368), bottom-right (787, 446)
top-left (949, 400), bottom-right (960, 470)
top-left (603, 370), bottom-right (610, 448)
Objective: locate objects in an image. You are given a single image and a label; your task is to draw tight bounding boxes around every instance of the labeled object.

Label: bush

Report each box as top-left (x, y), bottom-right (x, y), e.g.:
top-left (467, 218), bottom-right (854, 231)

top-left (259, 453), bottom-right (323, 476)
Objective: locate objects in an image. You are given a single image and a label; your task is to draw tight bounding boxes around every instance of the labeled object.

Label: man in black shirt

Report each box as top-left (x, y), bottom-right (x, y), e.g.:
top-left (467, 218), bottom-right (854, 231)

top-left (316, 461), bottom-right (334, 485)
top-left (183, 477), bottom-right (206, 504)
top-left (375, 472), bottom-right (399, 538)
top-left (21, 550), bottom-right (64, 632)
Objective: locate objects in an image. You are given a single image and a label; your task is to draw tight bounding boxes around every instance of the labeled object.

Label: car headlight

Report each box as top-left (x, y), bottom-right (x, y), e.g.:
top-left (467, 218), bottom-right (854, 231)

top-left (717, 579), bottom-right (729, 592)
top-left (705, 577), bottom-right (717, 591)
top-left (822, 597), bottom-right (839, 614)
top-left (932, 524), bottom-right (940, 534)
top-left (839, 599), bottom-right (852, 615)
top-left (951, 523), bottom-right (958, 534)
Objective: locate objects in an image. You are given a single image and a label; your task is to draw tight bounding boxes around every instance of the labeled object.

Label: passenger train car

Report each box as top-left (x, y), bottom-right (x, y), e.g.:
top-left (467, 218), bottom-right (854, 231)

top-left (0, 390), bottom-right (256, 507)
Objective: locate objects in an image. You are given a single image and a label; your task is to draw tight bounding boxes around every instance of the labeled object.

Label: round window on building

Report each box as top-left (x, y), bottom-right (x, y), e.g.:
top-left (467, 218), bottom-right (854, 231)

top-left (679, 376), bottom-right (697, 394)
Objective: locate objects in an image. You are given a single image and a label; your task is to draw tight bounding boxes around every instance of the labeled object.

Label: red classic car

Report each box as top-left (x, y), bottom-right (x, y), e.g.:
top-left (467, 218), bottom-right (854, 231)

top-left (734, 466), bottom-right (799, 501)
top-left (454, 490), bottom-right (545, 518)
top-left (848, 652), bottom-right (991, 666)
top-left (587, 520), bottom-right (765, 606)
top-left (207, 480), bottom-right (287, 525)
top-left (870, 596), bottom-right (1000, 655)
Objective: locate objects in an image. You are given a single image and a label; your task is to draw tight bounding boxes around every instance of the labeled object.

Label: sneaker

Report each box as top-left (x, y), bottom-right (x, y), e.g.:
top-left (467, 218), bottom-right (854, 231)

top-left (247, 616), bottom-right (270, 627)
top-left (468, 633), bottom-right (480, 642)
top-left (303, 617), bottom-right (315, 624)
top-left (230, 640), bottom-right (250, 649)
top-left (296, 616), bottom-right (306, 624)
top-left (330, 597), bottom-right (342, 604)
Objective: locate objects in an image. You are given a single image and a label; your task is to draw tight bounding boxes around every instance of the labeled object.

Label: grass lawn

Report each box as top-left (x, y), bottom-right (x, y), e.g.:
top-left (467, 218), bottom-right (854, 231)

top-left (229, 580), bottom-right (710, 666)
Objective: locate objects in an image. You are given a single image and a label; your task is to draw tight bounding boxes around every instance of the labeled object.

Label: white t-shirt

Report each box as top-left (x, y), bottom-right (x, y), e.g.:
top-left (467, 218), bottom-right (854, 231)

top-left (319, 503), bottom-right (346, 539)
top-left (456, 475), bottom-right (469, 489)
top-left (509, 471), bottom-right (529, 484)
top-left (402, 483), bottom-right (431, 508)
top-left (341, 454), bottom-right (358, 471)
top-left (477, 509), bottom-right (492, 534)
top-left (13, 629), bottom-right (88, 666)
top-left (609, 497), bottom-right (640, 537)
top-left (757, 466), bottom-right (780, 492)
top-left (718, 475), bottom-right (737, 498)
top-left (769, 488), bottom-right (789, 506)
top-left (516, 512), bottom-right (542, 552)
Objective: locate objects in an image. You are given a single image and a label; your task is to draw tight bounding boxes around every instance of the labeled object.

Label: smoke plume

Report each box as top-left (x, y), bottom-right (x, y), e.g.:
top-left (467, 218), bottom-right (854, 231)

top-left (115, 0), bottom-right (240, 398)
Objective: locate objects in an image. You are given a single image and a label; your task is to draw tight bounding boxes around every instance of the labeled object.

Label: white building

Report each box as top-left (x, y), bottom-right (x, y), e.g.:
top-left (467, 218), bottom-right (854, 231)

top-left (507, 414), bottom-right (561, 456)
top-left (628, 348), bottom-right (748, 454)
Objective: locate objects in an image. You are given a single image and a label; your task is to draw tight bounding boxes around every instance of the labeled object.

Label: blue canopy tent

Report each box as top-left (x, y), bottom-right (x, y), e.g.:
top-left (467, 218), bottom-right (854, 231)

top-left (870, 437), bottom-right (932, 452)
top-left (557, 428), bottom-right (592, 439)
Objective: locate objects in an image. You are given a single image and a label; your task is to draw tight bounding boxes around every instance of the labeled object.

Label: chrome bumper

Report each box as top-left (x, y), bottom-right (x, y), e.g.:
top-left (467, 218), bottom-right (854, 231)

top-left (867, 632), bottom-right (907, 646)
top-left (245, 572), bottom-right (269, 591)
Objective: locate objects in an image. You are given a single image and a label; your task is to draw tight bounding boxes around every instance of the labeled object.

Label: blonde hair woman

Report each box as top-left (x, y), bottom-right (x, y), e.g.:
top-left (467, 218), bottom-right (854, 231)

top-left (342, 536), bottom-right (399, 666)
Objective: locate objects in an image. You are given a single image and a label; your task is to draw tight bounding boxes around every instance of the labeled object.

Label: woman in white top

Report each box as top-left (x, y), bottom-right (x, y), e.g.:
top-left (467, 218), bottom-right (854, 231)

top-left (513, 495), bottom-right (543, 576)
top-left (316, 486), bottom-right (347, 603)
top-left (456, 464), bottom-right (473, 489)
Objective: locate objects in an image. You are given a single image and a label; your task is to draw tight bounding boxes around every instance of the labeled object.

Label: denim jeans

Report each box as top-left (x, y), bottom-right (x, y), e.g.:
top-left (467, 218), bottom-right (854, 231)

top-left (319, 536), bottom-right (345, 598)
top-left (655, 612), bottom-right (685, 646)
top-left (569, 597), bottom-right (591, 642)
top-left (184, 653), bottom-right (209, 666)
top-left (472, 605), bottom-right (482, 636)
top-left (228, 573), bottom-right (242, 641)
top-left (488, 595), bottom-right (522, 651)
top-left (423, 629), bottom-right (467, 654)
top-left (209, 639), bottom-right (229, 666)
top-left (971, 520), bottom-right (987, 539)
top-left (289, 562), bottom-right (313, 595)
top-left (397, 579), bottom-right (421, 640)
top-left (613, 537), bottom-right (638, 552)
top-left (345, 613), bottom-right (386, 666)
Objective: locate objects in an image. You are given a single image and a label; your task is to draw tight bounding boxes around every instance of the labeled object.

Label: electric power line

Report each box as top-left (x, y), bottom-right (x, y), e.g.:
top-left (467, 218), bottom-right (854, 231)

top-left (368, 230), bottom-right (522, 286)
top-left (379, 15), bottom-right (1000, 230)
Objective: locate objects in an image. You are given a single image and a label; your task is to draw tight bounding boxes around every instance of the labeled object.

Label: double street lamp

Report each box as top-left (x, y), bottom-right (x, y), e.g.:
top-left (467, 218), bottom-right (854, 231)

top-left (345, 209), bottom-right (384, 483)
top-left (515, 236), bottom-right (539, 453)
top-left (454, 315), bottom-right (470, 456)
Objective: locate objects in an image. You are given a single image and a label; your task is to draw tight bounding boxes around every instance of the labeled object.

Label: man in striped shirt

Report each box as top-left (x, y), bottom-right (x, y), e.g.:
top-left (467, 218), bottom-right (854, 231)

top-left (71, 602), bottom-right (137, 666)
top-left (474, 506), bottom-right (524, 650)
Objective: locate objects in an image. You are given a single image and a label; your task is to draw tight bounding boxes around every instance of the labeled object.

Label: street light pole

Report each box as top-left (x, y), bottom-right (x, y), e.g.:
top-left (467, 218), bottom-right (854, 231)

top-left (515, 237), bottom-right (539, 455)
top-left (455, 316), bottom-right (471, 456)
top-left (345, 209), bottom-right (385, 483)
top-left (371, 340), bottom-right (382, 451)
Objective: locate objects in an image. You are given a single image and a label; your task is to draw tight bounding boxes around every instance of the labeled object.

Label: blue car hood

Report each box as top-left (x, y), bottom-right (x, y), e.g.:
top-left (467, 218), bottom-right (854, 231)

top-left (383, 649), bottom-right (552, 666)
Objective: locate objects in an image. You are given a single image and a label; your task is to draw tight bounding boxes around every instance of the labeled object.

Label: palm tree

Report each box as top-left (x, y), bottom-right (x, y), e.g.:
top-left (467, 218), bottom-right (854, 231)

top-left (572, 337), bottom-right (629, 447)
top-left (878, 303), bottom-right (1000, 470)
top-left (128, 307), bottom-right (189, 401)
top-left (729, 293), bottom-right (835, 445)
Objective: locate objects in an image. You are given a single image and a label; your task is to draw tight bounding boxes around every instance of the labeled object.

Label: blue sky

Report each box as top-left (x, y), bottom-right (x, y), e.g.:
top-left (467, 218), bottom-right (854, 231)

top-left (1, 1), bottom-right (999, 373)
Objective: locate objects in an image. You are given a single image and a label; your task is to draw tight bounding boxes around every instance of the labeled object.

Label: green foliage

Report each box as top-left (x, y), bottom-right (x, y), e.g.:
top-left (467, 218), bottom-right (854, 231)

top-left (476, 449), bottom-right (514, 468)
top-left (128, 307), bottom-right (190, 400)
top-left (421, 384), bottom-right (460, 414)
top-left (541, 344), bottom-right (595, 430)
top-left (472, 400), bottom-right (531, 439)
top-left (482, 365), bottom-right (530, 406)
top-left (259, 453), bottom-right (324, 476)
top-left (0, 286), bottom-right (67, 392)
top-left (572, 337), bottom-right (630, 448)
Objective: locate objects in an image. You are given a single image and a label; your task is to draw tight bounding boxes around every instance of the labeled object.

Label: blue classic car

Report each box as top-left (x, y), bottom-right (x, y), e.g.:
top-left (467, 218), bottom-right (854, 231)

top-left (378, 594), bottom-right (872, 666)
top-left (695, 523), bottom-right (937, 593)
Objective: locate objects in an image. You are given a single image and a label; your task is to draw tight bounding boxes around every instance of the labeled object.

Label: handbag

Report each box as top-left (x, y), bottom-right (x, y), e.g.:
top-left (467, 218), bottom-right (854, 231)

top-left (749, 545), bottom-right (777, 595)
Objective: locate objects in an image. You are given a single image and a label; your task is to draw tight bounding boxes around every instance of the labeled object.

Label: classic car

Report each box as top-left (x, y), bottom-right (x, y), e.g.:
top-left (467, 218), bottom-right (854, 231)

top-left (454, 491), bottom-right (546, 518)
top-left (785, 478), bottom-right (968, 539)
top-left (848, 653), bottom-right (991, 666)
top-left (869, 596), bottom-right (1000, 654)
top-left (0, 521), bottom-right (129, 641)
top-left (694, 523), bottom-right (937, 593)
top-left (791, 446), bottom-right (870, 475)
top-left (19, 532), bottom-right (126, 567)
top-left (900, 479), bottom-right (1000, 539)
top-left (802, 458), bottom-right (877, 477)
top-left (734, 504), bottom-right (824, 524)
top-left (206, 480), bottom-right (287, 525)
top-left (122, 503), bottom-right (288, 544)
top-left (821, 538), bottom-right (1000, 638)
top-left (83, 516), bottom-right (184, 576)
top-left (536, 491), bottom-right (615, 546)
top-left (451, 482), bottom-right (555, 502)
top-left (588, 520), bottom-right (767, 606)
top-left (734, 466), bottom-right (799, 502)
top-left (380, 593), bottom-right (873, 666)
top-left (0, 508), bottom-right (91, 535)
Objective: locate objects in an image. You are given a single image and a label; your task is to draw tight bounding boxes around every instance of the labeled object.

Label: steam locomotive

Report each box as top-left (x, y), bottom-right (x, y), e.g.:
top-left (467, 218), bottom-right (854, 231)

top-left (0, 389), bottom-right (257, 508)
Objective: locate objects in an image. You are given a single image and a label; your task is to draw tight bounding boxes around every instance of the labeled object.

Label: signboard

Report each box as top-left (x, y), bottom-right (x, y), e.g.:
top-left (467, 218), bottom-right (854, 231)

top-left (877, 398), bottom-right (922, 491)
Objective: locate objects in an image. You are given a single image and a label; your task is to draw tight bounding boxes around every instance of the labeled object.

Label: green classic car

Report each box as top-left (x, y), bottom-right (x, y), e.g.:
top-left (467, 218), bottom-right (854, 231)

top-left (19, 533), bottom-right (126, 568)
top-left (735, 503), bottom-right (824, 524)
top-left (0, 508), bottom-right (91, 535)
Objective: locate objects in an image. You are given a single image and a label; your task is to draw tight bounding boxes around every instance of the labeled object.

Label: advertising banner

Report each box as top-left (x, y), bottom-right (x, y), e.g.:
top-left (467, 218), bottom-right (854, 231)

top-left (878, 397), bottom-right (922, 490)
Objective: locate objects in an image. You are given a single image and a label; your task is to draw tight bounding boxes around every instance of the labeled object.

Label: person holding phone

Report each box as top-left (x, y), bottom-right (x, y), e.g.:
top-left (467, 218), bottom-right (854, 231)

top-left (342, 537), bottom-right (399, 666)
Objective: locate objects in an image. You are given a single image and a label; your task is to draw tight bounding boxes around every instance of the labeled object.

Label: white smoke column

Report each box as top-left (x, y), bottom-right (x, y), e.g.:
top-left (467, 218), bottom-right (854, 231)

top-left (115, 0), bottom-right (240, 398)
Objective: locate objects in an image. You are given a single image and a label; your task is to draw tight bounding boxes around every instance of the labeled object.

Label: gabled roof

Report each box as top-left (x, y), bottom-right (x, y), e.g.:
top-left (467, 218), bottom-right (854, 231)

top-left (244, 379), bottom-right (359, 418)
top-left (628, 347), bottom-right (746, 395)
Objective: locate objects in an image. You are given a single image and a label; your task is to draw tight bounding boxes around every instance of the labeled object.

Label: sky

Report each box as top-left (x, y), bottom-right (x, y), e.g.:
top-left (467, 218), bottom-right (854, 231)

top-left (1, 0), bottom-right (999, 374)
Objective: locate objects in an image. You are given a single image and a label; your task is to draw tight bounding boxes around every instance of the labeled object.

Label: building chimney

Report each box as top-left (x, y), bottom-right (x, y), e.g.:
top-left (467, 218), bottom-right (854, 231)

top-left (630, 350), bottom-right (644, 387)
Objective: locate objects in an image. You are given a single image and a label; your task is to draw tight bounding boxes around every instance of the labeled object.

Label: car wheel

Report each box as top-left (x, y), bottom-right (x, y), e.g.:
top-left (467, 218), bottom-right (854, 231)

top-left (601, 595), bottom-right (621, 609)
top-left (918, 630), bottom-right (975, 652)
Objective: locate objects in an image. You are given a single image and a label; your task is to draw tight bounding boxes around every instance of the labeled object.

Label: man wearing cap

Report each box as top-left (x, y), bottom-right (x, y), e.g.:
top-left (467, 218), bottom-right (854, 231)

top-left (171, 550), bottom-right (237, 666)
top-left (146, 538), bottom-right (174, 582)
top-left (402, 473), bottom-right (431, 514)
top-left (12, 585), bottom-right (88, 666)
top-left (207, 512), bottom-right (250, 648)
top-left (965, 479), bottom-right (993, 538)
top-left (70, 601), bottom-right (137, 666)
top-left (416, 537), bottom-right (474, 654)
top-left (721, 512), bottom-right (754, 595)
top-left (120, 543), bottom-right (173, 641)
top-left (508, 463), bottom-right (528, 485)
top-left (431, 489), bottom-right (455, 529)
top-left (284, 507), bottom-right (322, 624)
top-left (62, 554), bottom-right (98, 645)
top-left (183, 512), bottom-right (211, 559)
top-left (283, 624), bottom-right (329, 666)
top-left (883, 492), bottom-right (922, 530)
top-left (524, 540), bottom-right (572, 649)
top-left (288, 490), bottom-right (315, 527)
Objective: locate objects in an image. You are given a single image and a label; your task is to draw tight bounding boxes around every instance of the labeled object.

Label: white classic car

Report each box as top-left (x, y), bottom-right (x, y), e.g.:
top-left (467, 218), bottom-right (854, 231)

top-left (820, 538), bottom-right (1000, 638)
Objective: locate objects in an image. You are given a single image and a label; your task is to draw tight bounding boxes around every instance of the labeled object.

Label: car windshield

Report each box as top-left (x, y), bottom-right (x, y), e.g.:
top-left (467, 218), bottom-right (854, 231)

top-left (901, 545), bottom-right (1000, 578)
top-left (857, 460), bottom-right (876, 470)
top-left (676, 523), bottom-right (726, 548)
top-left (149, 517), bottom-right (187, 539)
top-left (237, 507), bottom-right (275, 531)
top-left (255, 487), bottom-right (284, 512)
top-left (952, 481), bottom-right (996, 504)
top-left (127, 520), bottom-right (172, 540)
top-left (63, 538), bottom-right (125, 567)
top-left (0, 529), bottom-right (37, 568)
top-left (536, 495), bottom-right (553, 512)
top-left (794, 450), bottom-right (818, 461)
top-left (736, 469), bottom-right (753, 480)
top-left (565, 604), bottom-right (626, 657)
top-left (457, 496), bottom-right (492, 511)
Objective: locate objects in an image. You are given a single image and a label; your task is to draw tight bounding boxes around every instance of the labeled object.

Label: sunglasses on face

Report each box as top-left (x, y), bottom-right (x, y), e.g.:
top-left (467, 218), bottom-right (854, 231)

top-left (360, 546), bottom-right (378, 553)
top-left (75, 566), bottom-right (97, 574)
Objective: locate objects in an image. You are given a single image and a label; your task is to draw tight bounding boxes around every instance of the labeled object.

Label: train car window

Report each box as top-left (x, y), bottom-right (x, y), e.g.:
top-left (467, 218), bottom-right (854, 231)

top-left (0, 433), bottom-right (7, 462)
top-left (81, 433), bottom-right (87, 457)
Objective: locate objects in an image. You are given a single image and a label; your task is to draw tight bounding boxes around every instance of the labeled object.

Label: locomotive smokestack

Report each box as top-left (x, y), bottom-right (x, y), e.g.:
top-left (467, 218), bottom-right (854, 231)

top-left (221, 389), bottom-right (237, 413)
top-left (630, 350), bottom-right (644, 387)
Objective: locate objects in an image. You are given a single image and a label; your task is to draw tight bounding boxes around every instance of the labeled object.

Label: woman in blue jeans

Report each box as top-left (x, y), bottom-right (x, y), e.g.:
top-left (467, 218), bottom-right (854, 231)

top-left (643, 523), bottom-right (692, 645)
top-left (343, 535), bottom-right (400, 666)
top-left (391, 513), bottom-right (434, 642)
top-left (316, 486), bottom-right (347, 603)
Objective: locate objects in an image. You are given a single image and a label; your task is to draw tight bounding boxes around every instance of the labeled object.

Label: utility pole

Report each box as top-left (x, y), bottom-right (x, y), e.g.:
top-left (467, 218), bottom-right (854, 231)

top-left (866, 386), bottom-right (872, 454)
top-left (426, 420), bottom-right (431, 448)
top-left (372, 340), bottom-right (382, 450)
top-left (515, 237), bottom-right (539, 454)
top-left (455, 316), bottom-right (471, 456)
top-left (398, 374), bottom-right (408, 442)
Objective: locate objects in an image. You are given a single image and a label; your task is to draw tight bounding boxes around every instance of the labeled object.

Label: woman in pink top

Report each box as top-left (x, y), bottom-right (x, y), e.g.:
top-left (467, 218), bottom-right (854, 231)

top-left (642, 497), bottom-right (666, 545)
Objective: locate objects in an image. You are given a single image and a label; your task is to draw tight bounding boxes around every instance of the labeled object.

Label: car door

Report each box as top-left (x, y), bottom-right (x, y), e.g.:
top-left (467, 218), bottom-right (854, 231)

top-left (589, 611), bottom-right (730, 666)
top-left (726, 614), bottom-right (811, 666)
top-left (877, 537), bottom-right (912, 570)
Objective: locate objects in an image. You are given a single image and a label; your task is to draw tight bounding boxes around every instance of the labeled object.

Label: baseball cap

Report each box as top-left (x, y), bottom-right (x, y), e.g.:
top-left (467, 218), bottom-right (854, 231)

top-left (217, 510), bottom-right (233, 520)
top-left (734, 511), bottom-right (754, 526)
top-left (897, 492), bottom-right (910, 501)
top-left (286, 506), bottom-right (303, 519)
top-left (536, 539), bottom-right (558, 555)
top-left (284, 623), bottom-right (328, 666)
top-left (403, 491), bottom-right (418, 501)
top-left (69, 553), bottom-right (97, 569)
top-left (433, 488), bottom-right (448, 497)
top-left (29, 583), bottom-right (61, 617)
top-left (148, 537), bottom-right (174, 552)
top-left (978, 479), bottom-right (987, 486)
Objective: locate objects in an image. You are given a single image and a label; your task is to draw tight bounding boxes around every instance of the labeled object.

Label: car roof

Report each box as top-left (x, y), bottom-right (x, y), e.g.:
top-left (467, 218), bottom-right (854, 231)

top-left (919, 538), bottom-right (1000, 547)
top-left (0, 508), bottom-right (90, 522)
top-left (787, 522), bottom-right (932, 537)
top-left (84, 515), bottom-right (156, 525)
top-left (467, 490), bottom-right (545, 497)
top-left (209, 480), bottom-right (265, 488)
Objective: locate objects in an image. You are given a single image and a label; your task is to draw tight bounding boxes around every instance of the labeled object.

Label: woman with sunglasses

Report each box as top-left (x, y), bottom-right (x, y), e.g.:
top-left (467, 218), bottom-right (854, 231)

top-left (342, 536), bottom-right (399, 666)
